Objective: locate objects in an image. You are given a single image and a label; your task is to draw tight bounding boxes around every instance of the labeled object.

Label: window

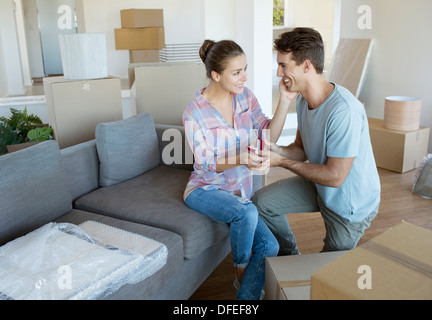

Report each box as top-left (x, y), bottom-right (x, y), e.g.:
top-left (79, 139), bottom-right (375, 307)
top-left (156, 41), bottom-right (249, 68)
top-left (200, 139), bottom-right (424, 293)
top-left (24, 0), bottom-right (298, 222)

top-left (273, 0), bottom-right (285, 26)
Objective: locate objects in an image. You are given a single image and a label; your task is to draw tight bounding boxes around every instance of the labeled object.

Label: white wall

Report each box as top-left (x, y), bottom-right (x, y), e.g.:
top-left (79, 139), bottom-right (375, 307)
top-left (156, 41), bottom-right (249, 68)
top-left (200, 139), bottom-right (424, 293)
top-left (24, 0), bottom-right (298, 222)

top-left (292, 0), bottom-right (336, 72)
top-left (203, 0), bottom-right (235, 40)
top-left (77, 0), bottom-right (204, 78)
top-left (78, 0), bottom-right (273, 117)
top-left (1, 0), bottom-right (273, 119)
top-left (339, 0), bottom-right (432, 152)
top-left (234, 0), bottom-right (273, 117)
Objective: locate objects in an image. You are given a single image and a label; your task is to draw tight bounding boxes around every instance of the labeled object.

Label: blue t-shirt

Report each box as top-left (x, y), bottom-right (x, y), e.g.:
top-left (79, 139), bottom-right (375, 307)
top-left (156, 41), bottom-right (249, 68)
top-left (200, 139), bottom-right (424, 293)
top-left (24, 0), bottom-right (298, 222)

top-left (297, 84), bottom-right (380, 222)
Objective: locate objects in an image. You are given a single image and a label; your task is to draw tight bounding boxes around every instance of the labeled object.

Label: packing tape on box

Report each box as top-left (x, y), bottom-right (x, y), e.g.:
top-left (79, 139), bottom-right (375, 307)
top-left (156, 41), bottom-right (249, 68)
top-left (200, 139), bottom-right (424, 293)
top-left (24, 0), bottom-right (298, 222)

top-left (276, 280), bottom-right (311, 300)
top-left (363, 241), bottom-right (432, 278)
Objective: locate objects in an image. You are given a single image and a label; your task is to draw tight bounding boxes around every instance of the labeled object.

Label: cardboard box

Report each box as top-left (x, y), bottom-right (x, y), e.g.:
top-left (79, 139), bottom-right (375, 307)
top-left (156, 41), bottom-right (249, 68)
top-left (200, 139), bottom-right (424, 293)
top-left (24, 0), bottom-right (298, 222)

top-left (368, 118), bottom-right (430, 173)
top-left (121, 9), bottom-right (164, 28)
top-left (114, 27), bottom-right (165, 50)
top-left (129, 50), bottom-right (160, 63)
top-left (43, 76), bottom-right (123, 149)
top-left (264, 251), bottom-right (348, 300)
top-left (133, 62), bottom-right (207, 126)
top-left (310, 222), bottom-right (432, 300)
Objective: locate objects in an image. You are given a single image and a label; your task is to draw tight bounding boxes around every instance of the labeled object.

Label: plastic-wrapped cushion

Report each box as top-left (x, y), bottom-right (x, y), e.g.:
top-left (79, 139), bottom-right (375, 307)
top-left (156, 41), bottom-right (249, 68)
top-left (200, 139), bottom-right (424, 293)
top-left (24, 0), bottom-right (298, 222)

top-left (74, 166), bottom-right (230, 259)
top-left (0, 222), bottom-right (167, 300)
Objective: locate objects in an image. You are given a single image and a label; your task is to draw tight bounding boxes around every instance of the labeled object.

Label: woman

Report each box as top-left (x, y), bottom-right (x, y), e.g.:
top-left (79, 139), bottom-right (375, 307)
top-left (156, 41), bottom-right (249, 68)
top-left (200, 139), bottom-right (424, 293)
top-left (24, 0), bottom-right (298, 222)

top-left (182, 39), bottom-right (294, 300)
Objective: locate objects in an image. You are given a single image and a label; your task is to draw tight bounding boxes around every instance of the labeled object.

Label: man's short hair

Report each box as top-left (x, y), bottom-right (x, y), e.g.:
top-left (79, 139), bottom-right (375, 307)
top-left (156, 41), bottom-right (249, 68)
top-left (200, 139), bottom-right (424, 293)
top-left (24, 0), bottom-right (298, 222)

top-left (274, 27), bottom-right (325, 74)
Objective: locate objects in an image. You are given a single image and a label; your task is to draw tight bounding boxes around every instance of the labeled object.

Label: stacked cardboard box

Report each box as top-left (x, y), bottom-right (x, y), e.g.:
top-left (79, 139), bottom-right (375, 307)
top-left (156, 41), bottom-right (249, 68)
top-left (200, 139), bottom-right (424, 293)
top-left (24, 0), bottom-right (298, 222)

top-left (368, 118), bottom-right (430, 173)
top-left (114, 9), bottom-right (165, 63)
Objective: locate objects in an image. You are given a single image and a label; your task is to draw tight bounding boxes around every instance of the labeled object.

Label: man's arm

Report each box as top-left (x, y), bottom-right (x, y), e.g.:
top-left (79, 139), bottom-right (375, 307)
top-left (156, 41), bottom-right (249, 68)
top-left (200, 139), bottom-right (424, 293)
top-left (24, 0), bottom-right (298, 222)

top-left (271, 129), bottom-right (307, 161)
top-left (270, 130), bottom-right (354, 188)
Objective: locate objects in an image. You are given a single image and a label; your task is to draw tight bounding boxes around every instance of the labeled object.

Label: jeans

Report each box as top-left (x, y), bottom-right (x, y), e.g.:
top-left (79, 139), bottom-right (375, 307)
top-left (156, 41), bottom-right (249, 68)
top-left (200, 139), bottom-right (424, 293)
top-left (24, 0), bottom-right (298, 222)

top-left (185, 188), bottom-right (279, 300)
top-left (252, 176), bottom-right (379, 255)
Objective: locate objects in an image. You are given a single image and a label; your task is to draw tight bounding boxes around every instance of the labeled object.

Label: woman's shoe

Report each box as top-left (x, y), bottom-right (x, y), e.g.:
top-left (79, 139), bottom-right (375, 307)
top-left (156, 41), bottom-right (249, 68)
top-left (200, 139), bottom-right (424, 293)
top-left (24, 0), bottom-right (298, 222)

top-left (233, 275), bottom-right (265, 300)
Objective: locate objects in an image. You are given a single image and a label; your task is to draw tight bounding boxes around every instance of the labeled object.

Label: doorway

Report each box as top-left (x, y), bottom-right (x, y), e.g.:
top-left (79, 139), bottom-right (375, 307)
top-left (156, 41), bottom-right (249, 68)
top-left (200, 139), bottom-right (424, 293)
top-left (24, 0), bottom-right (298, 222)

top-left (22, 0), bottom-right (77, 79)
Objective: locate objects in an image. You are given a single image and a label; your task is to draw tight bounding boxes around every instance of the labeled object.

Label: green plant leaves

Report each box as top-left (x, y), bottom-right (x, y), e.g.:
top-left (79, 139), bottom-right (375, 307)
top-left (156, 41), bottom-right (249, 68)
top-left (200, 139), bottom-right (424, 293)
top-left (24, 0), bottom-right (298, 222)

top-left (0, 107), bottom-right (51, 153)
top-left (27, 126), bottom-right (53, 142)
top-left (0, 123), bottom-right (22, 154)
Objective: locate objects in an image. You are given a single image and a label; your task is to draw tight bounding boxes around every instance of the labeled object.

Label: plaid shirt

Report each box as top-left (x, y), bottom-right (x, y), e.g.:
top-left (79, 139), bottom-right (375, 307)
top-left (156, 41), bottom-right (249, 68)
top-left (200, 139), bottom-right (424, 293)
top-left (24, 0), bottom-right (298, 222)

top-left (183, 87), bottom-right (270, 200)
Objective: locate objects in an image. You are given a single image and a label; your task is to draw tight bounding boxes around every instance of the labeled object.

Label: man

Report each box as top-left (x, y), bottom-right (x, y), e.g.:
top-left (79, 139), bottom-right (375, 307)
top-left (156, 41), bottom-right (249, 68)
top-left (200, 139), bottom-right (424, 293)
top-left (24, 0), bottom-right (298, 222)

top-left (252, 28), bottom-right (380, 255)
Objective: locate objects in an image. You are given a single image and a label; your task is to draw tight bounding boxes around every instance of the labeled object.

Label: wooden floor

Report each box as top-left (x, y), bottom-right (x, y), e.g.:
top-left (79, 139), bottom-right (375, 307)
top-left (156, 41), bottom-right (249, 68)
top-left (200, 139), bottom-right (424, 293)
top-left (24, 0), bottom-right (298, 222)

top-left (189, 166), bottom-right (432, 300)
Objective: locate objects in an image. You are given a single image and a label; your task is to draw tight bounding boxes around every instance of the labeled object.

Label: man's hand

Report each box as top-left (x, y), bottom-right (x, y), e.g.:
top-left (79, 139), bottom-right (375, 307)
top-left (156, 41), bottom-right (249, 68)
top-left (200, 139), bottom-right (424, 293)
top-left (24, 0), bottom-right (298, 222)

top-left (243, 150), bottom-right (270, 172)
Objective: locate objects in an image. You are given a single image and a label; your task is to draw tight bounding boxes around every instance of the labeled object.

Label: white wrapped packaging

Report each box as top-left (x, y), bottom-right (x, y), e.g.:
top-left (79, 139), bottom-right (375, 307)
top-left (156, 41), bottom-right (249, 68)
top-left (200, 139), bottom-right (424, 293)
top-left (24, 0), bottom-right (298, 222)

top-left (0, 222), bottom-right (167, 300)
top-left (59, 33), bottom-right (108, 80)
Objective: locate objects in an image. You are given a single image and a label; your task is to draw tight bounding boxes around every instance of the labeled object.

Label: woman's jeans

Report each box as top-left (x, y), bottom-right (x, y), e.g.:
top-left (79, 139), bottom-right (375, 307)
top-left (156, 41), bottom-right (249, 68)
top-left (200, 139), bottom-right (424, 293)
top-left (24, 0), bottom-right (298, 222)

top-left (185, 188), bottom-right (279, 300)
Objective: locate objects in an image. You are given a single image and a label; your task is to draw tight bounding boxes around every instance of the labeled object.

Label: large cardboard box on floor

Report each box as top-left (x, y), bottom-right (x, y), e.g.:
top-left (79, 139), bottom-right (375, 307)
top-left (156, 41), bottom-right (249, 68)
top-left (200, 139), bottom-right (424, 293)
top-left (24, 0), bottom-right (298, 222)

top-left (43, 76), bottom-right (123, 149)
top-left (310, 222), bottom-right (432, 300)
top-left (114, 27), bottom-right (165, 50)
top-left (264, 251), bottom-right (347, 300)
top-left (121, 9), bottom-right (164, 28)
top-left (368, 118), bottom-right (430, 173)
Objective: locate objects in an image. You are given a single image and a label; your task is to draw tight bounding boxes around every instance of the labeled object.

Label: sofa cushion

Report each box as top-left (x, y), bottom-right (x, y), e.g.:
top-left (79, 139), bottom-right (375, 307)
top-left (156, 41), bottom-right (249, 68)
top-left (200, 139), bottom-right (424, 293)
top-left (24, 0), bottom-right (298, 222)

top-left (55, 209), bottom-right (183, 299)
top-left (96, 113), bottom-right (160, 187)
top-left (0, 141), bottom-right (72, 245)
top-left (74, 166), bottom-right (230, 259)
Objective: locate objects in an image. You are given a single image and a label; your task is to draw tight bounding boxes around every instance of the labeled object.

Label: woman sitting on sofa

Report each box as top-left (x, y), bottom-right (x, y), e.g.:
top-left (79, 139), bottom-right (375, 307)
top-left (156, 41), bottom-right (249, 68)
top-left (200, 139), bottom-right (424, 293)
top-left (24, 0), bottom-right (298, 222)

top-left (182, 39), bottom-right (297, 300)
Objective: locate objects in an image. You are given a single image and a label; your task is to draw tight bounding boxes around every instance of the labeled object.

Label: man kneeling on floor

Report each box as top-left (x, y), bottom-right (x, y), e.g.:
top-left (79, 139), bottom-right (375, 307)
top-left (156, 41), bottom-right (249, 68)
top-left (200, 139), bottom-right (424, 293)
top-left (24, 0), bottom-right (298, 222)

top-left (252, 28), bottom-right (381, 255)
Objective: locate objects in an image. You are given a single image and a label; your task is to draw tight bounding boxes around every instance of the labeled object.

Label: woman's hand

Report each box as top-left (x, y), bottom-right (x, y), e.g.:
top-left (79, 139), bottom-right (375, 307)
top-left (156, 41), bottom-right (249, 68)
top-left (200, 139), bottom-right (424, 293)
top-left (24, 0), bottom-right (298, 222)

top-left (278, 78), bottom-right (299, 102)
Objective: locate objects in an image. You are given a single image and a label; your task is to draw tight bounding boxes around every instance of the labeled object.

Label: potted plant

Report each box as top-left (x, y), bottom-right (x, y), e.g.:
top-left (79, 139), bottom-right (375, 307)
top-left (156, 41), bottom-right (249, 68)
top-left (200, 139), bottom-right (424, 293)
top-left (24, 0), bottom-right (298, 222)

top-left (0, 107), bottom-right (53, 154)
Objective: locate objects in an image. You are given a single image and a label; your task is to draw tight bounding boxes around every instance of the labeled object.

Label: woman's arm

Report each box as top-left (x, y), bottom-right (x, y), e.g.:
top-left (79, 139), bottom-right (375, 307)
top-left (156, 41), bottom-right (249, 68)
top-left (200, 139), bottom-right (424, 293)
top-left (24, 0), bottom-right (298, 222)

top-left (216, 151), bottom-right (269, 173)
top-left (269, 130), bottom-right (353, 188)
top-left (267, 79), bottom-right (299, 142)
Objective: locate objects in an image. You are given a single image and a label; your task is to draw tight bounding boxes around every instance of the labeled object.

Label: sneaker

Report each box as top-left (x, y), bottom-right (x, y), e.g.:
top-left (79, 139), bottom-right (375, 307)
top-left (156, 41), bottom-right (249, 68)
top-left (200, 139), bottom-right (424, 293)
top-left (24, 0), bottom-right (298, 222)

top-left (233, 275), bottom-right (265, 300)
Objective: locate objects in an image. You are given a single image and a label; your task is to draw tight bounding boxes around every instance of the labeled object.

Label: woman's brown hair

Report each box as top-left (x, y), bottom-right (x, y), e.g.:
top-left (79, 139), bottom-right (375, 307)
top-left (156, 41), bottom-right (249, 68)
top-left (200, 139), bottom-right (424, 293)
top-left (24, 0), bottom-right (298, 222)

top-left (199, 40), bottom-right (245, 79)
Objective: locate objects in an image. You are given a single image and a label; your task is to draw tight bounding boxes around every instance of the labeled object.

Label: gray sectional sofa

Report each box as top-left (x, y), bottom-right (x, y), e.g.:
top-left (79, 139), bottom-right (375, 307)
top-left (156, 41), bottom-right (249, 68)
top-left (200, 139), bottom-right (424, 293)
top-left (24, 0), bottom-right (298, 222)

top-left (0, 112), bottom-right (234, 300)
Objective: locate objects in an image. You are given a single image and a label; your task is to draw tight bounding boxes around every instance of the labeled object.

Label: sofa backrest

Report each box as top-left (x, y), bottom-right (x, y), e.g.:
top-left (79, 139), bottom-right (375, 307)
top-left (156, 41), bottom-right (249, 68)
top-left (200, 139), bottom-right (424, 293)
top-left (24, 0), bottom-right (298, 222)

top-left (155, 123), bottom-right (194, 171)
top-left (60, 139), bottom-right (100, 202)
top-left (0, 140), bottom-right (72, 245)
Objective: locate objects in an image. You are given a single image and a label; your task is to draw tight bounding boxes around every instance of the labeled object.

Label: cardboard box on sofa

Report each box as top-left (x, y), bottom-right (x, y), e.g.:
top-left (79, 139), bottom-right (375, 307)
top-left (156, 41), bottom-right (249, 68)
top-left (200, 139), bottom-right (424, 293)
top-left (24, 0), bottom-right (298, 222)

top-left (264, 251), bottom-right (347, 300)
top-left (310, 222), bottom-right (432, 300)
top-left (121, 9), bottom-right (164, 28)
top-left (368, 118), bottom-right (430, 173)
top-left (114, 27), bottom-right (165, 50)
top-left (43, 76), bottom-right (123, 149)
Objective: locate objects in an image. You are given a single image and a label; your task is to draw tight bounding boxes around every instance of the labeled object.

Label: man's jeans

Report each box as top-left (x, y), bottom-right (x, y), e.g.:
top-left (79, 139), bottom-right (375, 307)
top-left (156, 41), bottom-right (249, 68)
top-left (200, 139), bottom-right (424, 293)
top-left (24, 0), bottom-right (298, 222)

top-left (252, 176), bottom-right (379, 255)
top-left (185, 188), bottom-right (279, 300)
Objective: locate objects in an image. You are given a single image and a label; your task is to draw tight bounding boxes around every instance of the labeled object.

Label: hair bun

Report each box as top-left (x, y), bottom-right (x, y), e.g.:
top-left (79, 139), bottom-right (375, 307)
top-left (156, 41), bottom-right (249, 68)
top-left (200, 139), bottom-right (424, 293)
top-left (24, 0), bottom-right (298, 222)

top-left (199, 40), bottom-right (216, 63)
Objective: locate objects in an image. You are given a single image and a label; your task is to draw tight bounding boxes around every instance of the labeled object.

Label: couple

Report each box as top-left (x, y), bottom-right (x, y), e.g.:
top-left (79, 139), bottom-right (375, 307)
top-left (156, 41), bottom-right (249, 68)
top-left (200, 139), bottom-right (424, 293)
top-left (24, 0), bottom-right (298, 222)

top-left (182, 28), bottom-right (381, 300)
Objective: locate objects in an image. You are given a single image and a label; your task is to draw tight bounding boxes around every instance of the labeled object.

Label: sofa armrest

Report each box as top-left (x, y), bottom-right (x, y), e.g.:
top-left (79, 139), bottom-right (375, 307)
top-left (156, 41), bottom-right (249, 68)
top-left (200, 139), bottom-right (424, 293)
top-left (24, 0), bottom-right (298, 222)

top-left (155, 124), bottom-right (194, 171)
